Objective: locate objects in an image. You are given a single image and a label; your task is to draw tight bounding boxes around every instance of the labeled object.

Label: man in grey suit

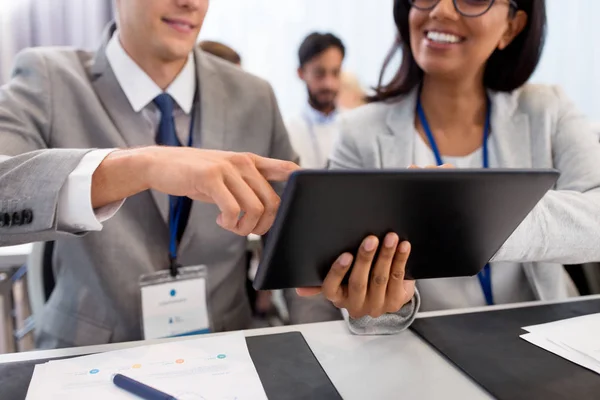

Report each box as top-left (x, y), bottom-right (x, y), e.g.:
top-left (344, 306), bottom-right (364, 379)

top-left (0, 0), bottom-right (305, 348)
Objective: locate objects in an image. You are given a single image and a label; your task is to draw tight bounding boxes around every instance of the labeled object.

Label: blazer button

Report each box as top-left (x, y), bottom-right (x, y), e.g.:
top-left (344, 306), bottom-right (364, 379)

top-left (22, 209), bottom-right (34, 225)
top-left (0, 213), bottom-right (10, 228)
top-left (12, 211), bottom-right (22, 226)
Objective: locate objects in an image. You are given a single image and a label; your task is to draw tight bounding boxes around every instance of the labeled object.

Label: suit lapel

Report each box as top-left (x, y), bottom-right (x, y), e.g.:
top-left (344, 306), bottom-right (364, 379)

top-left (488, 90), bottom-right (532, 168)
top-left (90, 24), bottom-right (169, 222)
top-left (381, 88), bottom-right (420, 168)
top-left (192, 49), bottom-right (227, 150)
top-left (179, 50), bottom-right (228, 252)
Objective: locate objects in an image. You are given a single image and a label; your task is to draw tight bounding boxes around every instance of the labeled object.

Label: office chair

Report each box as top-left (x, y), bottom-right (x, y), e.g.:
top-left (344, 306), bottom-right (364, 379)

top-left (26, 242), bottom-right (55, 321)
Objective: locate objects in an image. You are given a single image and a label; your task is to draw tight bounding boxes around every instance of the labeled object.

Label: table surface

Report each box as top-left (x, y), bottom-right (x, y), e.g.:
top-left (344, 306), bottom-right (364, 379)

top-left (5, 295), bottom-right (600, 399)
top-left (0, 243), bottom-right (32, 269)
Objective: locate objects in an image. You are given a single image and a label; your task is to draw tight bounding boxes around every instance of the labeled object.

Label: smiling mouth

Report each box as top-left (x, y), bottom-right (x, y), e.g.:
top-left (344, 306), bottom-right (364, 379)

top-left (162, 18), bottom-right (195, 33)
top-left (425, 31), bottom-right (466, 44)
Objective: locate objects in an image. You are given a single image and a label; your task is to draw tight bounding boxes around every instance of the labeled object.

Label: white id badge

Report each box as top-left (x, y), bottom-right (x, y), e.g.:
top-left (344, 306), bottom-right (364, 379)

top-left (139, 265), bottom-right (210, 340)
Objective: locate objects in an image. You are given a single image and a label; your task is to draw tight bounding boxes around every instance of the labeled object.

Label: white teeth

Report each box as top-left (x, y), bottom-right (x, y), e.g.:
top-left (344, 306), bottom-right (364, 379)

top-left (427, 31), bottom-right (461, 44)
top-left (169, 20), bottom-right (192, 30)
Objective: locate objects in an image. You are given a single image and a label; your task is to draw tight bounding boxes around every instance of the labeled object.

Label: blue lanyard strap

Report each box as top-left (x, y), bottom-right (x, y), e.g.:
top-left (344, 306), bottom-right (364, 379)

top-left (168, 113), bottom-right (195, 277)
top-left (416, 96), bottom-right (494, 306)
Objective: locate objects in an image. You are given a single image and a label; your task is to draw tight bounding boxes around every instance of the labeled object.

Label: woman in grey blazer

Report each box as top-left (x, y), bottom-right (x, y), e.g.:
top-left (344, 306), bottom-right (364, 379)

top-left (325, 0), bottom-right (600, 330)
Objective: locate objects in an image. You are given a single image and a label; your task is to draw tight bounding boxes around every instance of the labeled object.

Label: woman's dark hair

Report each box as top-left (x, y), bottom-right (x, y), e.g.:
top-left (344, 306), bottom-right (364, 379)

top-left (370, 0), bottom-right (547, 102)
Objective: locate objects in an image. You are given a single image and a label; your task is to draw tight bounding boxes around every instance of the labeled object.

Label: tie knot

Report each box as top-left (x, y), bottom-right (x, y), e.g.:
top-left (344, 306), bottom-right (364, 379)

top-left (153, 93), bottom-right (174, 116)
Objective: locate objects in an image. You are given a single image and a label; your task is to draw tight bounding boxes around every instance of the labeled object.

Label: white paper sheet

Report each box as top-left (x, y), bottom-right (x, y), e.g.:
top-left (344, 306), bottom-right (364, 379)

top-left (26, 332), bottom-right (268, 400)
top-left (520, 312), bottom-right (600, 375)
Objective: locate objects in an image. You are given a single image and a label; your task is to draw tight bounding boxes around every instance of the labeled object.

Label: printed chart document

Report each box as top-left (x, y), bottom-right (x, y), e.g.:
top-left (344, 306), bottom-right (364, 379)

top-left (26, 332), bottom-right (268, 400)
top-left (520, 312), bottom-right (600, 375)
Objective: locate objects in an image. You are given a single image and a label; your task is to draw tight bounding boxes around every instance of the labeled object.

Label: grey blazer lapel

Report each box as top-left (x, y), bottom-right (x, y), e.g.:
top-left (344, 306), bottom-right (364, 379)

top-left (192, 49), bottom-right (227, 150)
top-left (488, 90), bottom-right (532, 168)
top-left (90, 24), bottom-right (154, 149)
top-left (90, 23), bottom-right (169, 222)
top-left (179, 50), bottom-right (228, 251)
top-left (380, 89), bottom-right (420, 168)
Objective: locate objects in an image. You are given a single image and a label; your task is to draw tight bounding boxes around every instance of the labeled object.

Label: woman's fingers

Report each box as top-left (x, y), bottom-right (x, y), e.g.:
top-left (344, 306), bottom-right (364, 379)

top-left (346, 236), bottom-right (378, 317)
top-left (385, 241), bottom-right (412, 313)
top-left (367, 233), bottom-right (399, 317)
top-left (322, 253), bottom-right (353, 304)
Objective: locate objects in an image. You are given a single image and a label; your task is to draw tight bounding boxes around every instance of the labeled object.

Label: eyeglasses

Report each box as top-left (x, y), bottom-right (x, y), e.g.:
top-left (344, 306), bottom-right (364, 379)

top-left (408, 0), bottom-right (518, 18)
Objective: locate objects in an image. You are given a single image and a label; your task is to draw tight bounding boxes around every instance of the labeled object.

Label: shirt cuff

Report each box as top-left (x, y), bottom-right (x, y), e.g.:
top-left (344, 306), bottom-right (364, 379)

top-left (57, 149), bottom-right (124, 232)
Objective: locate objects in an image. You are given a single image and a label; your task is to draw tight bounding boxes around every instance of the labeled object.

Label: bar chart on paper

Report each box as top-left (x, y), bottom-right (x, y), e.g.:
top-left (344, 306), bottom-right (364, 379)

top-left (26, 332), bottom-right (268, 400)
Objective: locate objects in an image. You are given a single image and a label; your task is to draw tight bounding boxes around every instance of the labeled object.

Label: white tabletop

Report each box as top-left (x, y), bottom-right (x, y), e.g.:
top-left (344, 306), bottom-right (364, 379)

top-left (0, 321), bottom-right (490, 399)
top-left (0, 243), bottom-right (32, 269)
top-left (3, 295), bottom-right (599, 399)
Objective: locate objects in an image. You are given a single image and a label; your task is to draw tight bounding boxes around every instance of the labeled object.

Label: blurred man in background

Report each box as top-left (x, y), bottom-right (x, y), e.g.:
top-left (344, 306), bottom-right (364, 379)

top-left (286, 32), bottom-right (345, 169)
top-left (198, 40), bottom-right (241, 66)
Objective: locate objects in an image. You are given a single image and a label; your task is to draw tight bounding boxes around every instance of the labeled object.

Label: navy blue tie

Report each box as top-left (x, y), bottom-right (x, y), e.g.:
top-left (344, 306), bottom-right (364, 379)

top-left (154, 93), bottom-right (181, 147)
top-left (153, 93), bottom-right (190, 243)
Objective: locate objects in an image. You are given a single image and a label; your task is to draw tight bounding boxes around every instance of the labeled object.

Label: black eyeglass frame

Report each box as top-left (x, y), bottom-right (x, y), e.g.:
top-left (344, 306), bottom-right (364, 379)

top-left (408, 0), bottom-right (519, 18)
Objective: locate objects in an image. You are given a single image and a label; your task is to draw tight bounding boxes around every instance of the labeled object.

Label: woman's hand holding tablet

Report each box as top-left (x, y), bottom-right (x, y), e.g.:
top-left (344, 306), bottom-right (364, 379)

top-left (297, 233), bottom-right (415, 318)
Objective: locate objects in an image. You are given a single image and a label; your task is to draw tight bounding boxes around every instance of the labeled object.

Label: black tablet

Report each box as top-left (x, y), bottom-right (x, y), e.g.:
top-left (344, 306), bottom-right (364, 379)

top-left (253, 169), bottom-right (559, 290)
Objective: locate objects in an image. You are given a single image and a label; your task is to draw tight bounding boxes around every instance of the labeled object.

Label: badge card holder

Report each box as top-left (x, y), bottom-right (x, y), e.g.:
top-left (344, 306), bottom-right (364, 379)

top-left (139, 265), bottom-right (210, 340)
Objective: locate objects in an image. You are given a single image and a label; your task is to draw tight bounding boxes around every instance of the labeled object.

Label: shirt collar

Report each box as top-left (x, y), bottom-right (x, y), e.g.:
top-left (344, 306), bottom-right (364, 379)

top-left (304, 104), bottom-right (338, 125)
top-left (106, 31), bottom-right (196, 114)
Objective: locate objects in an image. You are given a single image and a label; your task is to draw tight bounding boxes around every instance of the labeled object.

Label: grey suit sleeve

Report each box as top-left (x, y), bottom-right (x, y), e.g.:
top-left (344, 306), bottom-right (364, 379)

top-left (0, 150), bottom-right (91, 246)
top-left (0, 49), bottom-right (92, 246)
top-left (0, 49), bottom-right (53, 154)
top-left (494, 87), bottom-right (600, 264)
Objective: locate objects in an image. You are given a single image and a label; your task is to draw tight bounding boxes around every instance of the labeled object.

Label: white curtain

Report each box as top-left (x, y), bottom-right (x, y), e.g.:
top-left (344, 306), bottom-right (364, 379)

top-left (0, 0), bottom-right (113, 84)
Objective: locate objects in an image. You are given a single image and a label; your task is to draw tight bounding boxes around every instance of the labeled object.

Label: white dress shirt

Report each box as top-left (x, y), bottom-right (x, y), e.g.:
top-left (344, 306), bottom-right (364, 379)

top-left (56, 31), bottom-right (196, 232)
top-left (286, 105), bottom-right (340, 169)
top-left (412, 134), bottom-right (535, 310)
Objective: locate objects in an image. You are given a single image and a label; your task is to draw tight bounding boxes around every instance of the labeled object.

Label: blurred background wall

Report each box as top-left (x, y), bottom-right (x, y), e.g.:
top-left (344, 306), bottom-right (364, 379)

top-left (1, 0), bottom-right (599, 120)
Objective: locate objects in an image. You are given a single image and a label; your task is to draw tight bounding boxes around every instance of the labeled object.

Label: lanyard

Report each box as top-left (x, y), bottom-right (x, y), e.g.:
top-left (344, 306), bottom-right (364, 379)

top-left (416, 96), bottom-right (495, 306)
top-left (168, 112), bottom-right (195, 276)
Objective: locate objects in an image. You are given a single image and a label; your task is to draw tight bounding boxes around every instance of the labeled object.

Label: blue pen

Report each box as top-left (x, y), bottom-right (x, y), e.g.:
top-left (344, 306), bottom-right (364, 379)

top-left (112, 373), bottom-right (178, 400)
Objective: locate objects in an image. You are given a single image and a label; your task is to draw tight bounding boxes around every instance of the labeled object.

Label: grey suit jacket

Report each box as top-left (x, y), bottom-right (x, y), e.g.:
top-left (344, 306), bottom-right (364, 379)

top-left (329, 84), bottom-right (600, 326)
top-left (0, 150), bottom-right (93, 246)
top-left (0, 25), bottom-right (297, 348)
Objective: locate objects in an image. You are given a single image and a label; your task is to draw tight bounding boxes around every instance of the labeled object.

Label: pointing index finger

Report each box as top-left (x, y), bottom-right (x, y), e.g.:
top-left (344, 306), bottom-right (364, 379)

top-left (251, 154), bottom-right (300, 182)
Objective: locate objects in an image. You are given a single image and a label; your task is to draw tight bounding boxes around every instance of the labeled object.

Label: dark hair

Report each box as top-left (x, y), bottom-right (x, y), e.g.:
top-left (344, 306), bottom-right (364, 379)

top-left (371, 0), bottom-right (547, 102)
top-left (199, 41), bottom-right (242, 65)
top-left (298, 32), bottom-right (346, 67)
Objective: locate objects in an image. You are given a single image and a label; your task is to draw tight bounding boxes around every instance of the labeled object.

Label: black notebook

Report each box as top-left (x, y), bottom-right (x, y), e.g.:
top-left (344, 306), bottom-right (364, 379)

top-left (0, 331), bottom-right (341, 400)
top-left (411, 299), bottom-right (600, 400)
